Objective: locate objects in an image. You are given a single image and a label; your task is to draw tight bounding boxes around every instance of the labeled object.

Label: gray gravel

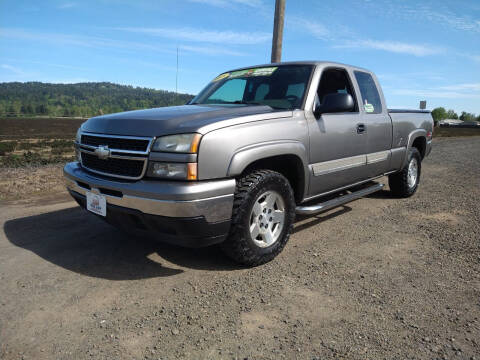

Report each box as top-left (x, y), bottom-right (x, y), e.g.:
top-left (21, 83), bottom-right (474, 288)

top-left (0, 136), bottom-right (479, 359)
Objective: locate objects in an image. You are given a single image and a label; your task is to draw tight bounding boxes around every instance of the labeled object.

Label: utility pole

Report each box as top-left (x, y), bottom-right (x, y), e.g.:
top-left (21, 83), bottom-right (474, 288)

top-left (271, 0), bottom-right (285, 63)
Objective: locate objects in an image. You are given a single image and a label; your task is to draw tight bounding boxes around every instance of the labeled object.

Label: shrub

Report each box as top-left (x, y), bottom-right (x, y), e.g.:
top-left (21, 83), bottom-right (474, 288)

top-left (0, 141), bottom-right (17, 155)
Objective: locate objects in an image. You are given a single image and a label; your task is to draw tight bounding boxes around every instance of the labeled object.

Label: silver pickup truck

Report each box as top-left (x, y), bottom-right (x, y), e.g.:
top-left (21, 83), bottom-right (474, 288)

top-left (64, 61), bottom-right (433, 265)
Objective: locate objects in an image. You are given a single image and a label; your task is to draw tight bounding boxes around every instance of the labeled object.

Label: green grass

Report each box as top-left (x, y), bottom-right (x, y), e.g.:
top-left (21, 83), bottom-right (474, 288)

top-left (0, 141), bottom-right (17, 155)
top-left (0, 151), bottom-right (75, 167)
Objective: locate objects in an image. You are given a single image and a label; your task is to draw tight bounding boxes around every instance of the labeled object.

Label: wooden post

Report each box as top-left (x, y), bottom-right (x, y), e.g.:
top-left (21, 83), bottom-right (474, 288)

top-left (271, 0), bottom-right (286, 63)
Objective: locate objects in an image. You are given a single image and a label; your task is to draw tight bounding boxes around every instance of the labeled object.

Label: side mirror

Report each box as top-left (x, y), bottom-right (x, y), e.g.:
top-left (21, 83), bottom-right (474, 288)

top-left (314, 93), bottom-right (354, 117)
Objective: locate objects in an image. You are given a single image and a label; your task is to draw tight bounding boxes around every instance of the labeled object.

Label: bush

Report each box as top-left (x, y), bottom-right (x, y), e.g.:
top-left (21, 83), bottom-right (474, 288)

top-left (49, 139), bottom-right (73, 148)
top-left (50, 146), bottom-right (72, 155)
top-left (0, 141), bottom-right (17, 155)
top-left (0, 151), bottom-right (75, 167)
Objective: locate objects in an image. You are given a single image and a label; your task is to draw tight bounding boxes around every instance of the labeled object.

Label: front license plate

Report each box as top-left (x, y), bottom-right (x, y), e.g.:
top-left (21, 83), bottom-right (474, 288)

top-left (86, 191), bottom-right (107, 217)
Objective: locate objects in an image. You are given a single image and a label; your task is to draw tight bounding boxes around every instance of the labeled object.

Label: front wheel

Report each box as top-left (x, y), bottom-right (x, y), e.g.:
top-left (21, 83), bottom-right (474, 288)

top-left (388, 147), bottom-right (422, 197)
top-left (221, 170), bottom-right (296, 266)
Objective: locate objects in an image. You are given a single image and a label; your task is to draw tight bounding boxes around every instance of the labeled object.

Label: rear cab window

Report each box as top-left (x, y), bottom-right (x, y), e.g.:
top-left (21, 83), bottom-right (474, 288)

top-left (354, 71), bottom-right (382, 114)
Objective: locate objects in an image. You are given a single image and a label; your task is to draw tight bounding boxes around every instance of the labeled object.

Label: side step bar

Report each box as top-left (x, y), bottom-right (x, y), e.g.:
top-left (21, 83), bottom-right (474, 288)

top-left (295, 183), bottom-right (384, 216)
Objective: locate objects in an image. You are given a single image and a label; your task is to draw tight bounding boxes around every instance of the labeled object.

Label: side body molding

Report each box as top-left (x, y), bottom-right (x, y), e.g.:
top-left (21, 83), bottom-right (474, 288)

top-left (227, 140), bottom-right (310, 197)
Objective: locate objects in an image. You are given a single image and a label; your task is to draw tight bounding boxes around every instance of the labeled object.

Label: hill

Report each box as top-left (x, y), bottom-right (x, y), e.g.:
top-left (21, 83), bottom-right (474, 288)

top-left (0, 82), bottom-right (194, 118)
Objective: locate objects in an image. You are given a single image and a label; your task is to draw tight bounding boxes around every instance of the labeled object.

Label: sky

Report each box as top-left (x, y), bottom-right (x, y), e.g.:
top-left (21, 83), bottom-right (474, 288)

top-left (1, 0), bottom-right (479, 114)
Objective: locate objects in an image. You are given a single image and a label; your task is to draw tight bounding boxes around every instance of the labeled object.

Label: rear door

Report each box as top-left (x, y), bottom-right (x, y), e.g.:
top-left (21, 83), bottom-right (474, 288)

top-left (306, 67), bottom-right (369, 196)
top-left (353, 71), bottom-right (393, 177)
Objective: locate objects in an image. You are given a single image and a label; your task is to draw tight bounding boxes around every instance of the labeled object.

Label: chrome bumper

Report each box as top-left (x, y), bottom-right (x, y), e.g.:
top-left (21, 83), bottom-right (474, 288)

top-left (63, 162), bottom-right (235, 223)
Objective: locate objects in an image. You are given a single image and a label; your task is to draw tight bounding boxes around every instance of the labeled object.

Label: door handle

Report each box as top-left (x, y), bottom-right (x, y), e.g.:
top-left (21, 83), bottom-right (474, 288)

top-left (357, 123), bottom-right (366, 134)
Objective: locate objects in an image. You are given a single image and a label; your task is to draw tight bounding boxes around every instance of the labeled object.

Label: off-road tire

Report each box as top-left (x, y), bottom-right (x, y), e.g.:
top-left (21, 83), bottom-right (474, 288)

top-left (388, 147), bottom-right (422, 198)
top-left (221, 170), bottom-right (296, 266)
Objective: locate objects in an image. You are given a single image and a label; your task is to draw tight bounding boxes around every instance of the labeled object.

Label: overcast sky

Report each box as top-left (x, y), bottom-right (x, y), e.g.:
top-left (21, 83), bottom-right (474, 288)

top-left (1, 0), bottom-right (479, 114)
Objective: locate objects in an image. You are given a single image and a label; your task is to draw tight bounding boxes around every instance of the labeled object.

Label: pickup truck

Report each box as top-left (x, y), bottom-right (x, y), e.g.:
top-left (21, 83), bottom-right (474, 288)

top-left (64, 61), bottom-right (433, 266)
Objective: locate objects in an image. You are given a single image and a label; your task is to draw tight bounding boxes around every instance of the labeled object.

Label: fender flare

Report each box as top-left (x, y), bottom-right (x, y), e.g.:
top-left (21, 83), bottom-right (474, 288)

top-left (227, 140), bottom-right (310, 198)
top-left (401, 129), bottom-right (427, 167)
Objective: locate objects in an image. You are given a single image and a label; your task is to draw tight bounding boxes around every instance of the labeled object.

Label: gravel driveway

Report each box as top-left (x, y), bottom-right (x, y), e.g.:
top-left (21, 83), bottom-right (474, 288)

top-left (1, 137), bottom-right (479, 360)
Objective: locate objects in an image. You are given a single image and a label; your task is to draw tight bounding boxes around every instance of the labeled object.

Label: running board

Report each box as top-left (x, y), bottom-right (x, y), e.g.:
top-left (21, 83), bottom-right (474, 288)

top-left (295, 183), bottom-right (384, 216)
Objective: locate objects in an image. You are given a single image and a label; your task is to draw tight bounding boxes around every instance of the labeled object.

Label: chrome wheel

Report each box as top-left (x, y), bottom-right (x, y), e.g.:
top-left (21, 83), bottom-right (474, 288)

top-left (407, 158), bottom-right (418, 188)
top-left (249, 190), bottom-right (285, 248)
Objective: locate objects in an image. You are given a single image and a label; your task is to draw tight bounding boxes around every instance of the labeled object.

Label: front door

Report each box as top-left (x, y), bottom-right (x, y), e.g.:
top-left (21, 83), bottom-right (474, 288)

top-left (306, 67), bottom-right (369, 196)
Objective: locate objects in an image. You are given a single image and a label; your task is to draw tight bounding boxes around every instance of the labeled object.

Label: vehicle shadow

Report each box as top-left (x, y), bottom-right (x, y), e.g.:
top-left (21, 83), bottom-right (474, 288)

top-left (3, 206), bottom-right (238, 280)
top-left (293, 206), bottom-right (352, 234)
top-left (4, 203), bottom-right (353, 279)
top-left (365, 189), bottom-right (395, 199)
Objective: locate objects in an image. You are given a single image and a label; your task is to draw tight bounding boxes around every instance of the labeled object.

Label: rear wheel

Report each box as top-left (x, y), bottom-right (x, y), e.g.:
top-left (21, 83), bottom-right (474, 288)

top-left (388, 147), bottom-right (422, 197)
top-left (221, 170), bottom-right (296, 266)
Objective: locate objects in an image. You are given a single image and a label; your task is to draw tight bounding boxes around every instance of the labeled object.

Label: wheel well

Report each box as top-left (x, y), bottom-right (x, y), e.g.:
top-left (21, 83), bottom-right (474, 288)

top-left (242, 155), bottom-right (305, 203)
top-left (412, 136), bottom-right (426, 159)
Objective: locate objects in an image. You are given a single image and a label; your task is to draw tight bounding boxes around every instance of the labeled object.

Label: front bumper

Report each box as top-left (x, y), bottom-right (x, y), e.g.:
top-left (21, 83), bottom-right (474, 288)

top-left (64, 162), bottom-right (235, 247)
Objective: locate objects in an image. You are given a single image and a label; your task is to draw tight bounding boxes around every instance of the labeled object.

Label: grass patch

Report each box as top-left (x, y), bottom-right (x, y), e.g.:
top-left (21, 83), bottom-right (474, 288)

top-left (50, 146), bottom-right (73, 155)
top-left (0, 151), bottom-right (74, 167)
top-left (0, 141), bottom-right (17, 155)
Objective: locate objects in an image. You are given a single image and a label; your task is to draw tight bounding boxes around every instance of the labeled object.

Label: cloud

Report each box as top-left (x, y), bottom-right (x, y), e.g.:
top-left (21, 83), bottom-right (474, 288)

top-left (58, 2), bottom-right (77, 9)
top-left (116, 27), bottom-right (270, 45)
top-left (1, 64), bottom-right (27, 76)
top-left (187, 0), bottom-right (262, 7)
top-left (1, 28), bottom-right (251, 59)
top-left (2, 28), bottom-right (177, 54)
top-left (288, 17), bottom-right (330, 40)
top-left (360, 2), bottom-right (480, 34)
top-left (179, 45), bottom-right (247, 56)
top-left (334, 39), bottom-right (443, 57)
top-left (392, 84), bottom-right (480, 100)
top-left (438, 83), bottom-right (480, 92)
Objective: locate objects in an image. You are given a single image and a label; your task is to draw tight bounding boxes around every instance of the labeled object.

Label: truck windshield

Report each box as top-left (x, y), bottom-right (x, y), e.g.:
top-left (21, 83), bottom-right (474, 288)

top-left (189, 65), bottom-right (313, 110)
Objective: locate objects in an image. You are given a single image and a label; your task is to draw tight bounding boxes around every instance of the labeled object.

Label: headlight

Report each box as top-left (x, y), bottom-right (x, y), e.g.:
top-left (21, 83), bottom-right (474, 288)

top-left (148, 162), bottom-right (197, 180)
top-left (152, 133), bottom-right (201, 153)
top-left (75, 128), bottom-right (82, 162)
top-left (75, 127), bottom-right (82, 144)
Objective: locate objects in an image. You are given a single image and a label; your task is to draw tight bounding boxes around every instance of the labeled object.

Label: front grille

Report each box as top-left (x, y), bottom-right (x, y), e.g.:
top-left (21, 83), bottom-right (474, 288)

top-left (81, 135), bottom-right (150, 152)
top-left (81, 152), bottom-right (145, 178)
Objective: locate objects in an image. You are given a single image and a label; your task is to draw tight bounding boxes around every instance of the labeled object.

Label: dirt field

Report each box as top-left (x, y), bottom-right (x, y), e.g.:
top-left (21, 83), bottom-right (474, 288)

top-left (0, 117), bottom-right (84, 139)
top-left (0, 137), bottom-right (479, 360)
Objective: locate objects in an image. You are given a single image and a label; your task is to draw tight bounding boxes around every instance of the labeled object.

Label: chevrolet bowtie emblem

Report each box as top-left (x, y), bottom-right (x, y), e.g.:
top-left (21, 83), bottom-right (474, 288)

top-left (94, 145), bottom-right (111, 160)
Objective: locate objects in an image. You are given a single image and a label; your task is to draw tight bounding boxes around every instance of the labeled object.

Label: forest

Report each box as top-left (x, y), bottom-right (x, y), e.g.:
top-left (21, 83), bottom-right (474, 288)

top-left (0, 82), bottom-right (194, 118)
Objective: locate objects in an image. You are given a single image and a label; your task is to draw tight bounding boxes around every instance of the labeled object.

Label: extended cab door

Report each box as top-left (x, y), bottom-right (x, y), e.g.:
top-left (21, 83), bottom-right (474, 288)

top-left (305, 66), bottom-right (369, 196)
top-left (353, 71), bottom-right (393, 177)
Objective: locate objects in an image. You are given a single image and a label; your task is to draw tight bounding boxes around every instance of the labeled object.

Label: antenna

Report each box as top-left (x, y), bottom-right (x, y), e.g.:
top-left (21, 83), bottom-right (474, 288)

top-left (175, 46), bottom-right (179, 104)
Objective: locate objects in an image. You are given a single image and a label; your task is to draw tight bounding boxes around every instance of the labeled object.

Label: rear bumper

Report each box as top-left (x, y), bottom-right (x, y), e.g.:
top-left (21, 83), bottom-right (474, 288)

top-left (64, 162), bottom-right (235, 247)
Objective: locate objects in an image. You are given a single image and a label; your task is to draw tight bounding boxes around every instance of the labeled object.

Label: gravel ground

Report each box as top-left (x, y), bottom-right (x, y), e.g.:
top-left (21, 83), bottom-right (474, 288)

top-left (0, 137), bottom-right (479, 360)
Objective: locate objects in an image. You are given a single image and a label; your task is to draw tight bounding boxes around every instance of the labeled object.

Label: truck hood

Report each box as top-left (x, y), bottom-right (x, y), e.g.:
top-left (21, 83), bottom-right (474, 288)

top-left (81, 104), bottom-right (292, 137)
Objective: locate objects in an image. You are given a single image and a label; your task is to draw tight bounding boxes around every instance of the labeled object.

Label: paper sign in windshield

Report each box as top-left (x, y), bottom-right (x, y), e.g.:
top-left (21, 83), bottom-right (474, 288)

top-left (364, 103), bottom-right (375, 113)
top-left (230, 67), bottom-right (278, 78)
top-left (212, 73), bottom-right (230, 82)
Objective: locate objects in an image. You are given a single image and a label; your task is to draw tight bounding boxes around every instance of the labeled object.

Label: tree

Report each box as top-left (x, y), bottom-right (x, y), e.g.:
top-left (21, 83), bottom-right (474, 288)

top-left (446, 109), bottom-right (458, 119)
top-left (459, 111), bottom-right (476, 122)
top-left (431, 107), bottom-right (447, 121)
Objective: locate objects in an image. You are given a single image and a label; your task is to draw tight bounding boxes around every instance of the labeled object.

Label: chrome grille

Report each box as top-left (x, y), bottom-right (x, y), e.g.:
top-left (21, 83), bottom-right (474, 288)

top-left (81, 134), bottom-right (150, 152)
top-left (77, 132), bottom-right (153, 180)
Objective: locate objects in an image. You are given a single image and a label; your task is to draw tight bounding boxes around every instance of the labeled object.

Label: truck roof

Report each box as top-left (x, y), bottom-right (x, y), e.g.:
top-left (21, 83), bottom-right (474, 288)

top-left (227, 61), bottom-right (372, 74)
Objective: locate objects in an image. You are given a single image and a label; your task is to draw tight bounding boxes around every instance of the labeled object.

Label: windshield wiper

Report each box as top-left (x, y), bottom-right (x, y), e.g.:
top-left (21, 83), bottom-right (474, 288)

top-left (232, 100), bottom-right (264, 106)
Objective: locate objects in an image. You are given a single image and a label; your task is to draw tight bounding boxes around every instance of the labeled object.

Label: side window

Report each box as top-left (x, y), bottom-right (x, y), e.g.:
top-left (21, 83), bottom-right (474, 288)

top-left (317, 68), bottom-right (357, 111)
top-left (207, 78), bottom-right (246, 103)
top-left (354, 71), bottom-right (382, 114)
